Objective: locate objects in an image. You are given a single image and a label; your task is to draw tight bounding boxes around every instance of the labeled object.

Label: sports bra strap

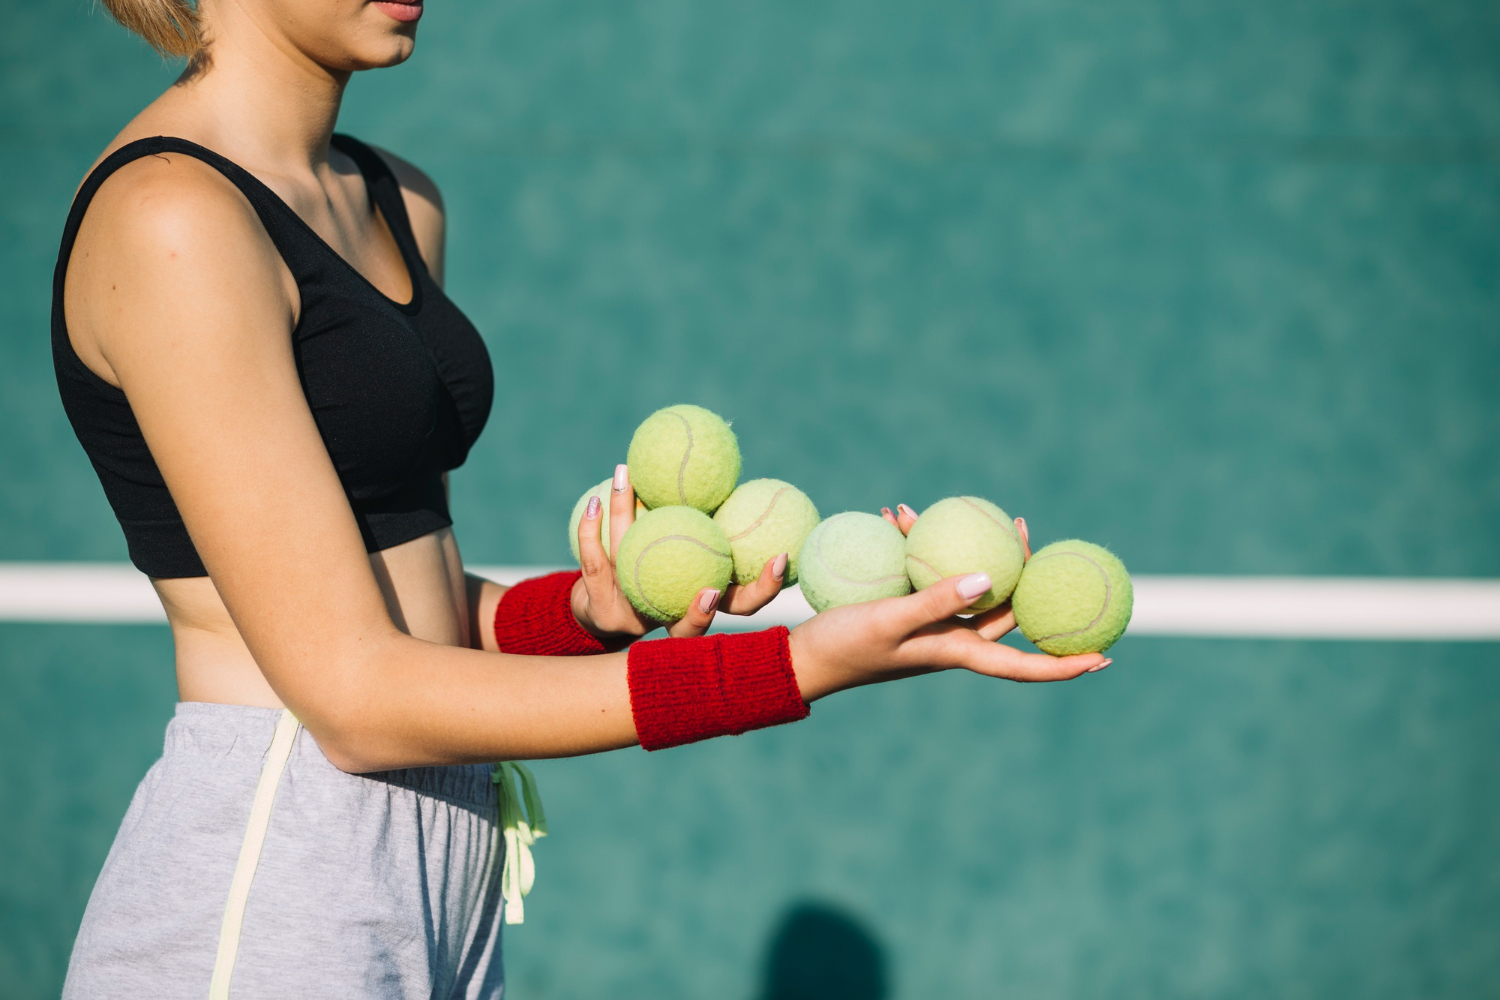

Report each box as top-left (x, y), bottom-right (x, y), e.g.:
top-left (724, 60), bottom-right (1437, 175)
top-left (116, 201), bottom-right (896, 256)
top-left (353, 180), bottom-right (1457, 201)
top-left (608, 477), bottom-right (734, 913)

top-left (55, 134), bottom-right (424, 312)
top-left (329, 134), bottom-right (425, 269)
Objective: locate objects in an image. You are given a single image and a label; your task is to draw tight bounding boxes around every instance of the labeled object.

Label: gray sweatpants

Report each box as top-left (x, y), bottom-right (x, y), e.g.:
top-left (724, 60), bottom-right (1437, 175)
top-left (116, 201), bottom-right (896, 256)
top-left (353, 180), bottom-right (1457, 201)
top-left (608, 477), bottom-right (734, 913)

top-left (63, 702), bottom-right (507, 1000)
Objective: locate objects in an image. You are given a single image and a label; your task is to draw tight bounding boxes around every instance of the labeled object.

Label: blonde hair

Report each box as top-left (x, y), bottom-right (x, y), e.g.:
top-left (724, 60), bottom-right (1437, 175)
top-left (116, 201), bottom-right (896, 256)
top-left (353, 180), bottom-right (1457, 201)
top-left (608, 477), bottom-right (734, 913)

top-left (99, 0), bottom-right (201, 58)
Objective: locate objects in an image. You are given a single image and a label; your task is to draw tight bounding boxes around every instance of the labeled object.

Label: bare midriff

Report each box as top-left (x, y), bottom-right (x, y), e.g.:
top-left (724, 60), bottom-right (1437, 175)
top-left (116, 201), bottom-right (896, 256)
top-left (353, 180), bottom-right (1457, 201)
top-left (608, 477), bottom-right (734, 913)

top-left (161, 527), bottom-right (470, 708)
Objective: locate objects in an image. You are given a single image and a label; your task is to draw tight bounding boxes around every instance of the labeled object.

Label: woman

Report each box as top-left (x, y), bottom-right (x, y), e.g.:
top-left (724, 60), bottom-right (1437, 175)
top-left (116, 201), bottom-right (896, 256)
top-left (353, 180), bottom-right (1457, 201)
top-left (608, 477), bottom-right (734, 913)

top-left (53, 0), bottom-right (1110, 996)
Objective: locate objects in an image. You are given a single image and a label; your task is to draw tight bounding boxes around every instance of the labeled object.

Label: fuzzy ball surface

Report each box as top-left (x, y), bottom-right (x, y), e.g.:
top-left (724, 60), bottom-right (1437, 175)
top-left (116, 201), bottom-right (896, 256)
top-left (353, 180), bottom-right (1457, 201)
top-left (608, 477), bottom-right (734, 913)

top-left (1012, 539), bottom-right (1133, 655)
top-left (903, 496), bottom-right (1025, 613)
top-left (568, 479), bottom-right (646, 564)
top-left (798, 512), bottom-right (912, 613)
top-left (713, 479), bottom-right (821, 586)
top-left (615, 506), bottom-right (734, 623)
top-left (626, 404), bottom-right (741, 512)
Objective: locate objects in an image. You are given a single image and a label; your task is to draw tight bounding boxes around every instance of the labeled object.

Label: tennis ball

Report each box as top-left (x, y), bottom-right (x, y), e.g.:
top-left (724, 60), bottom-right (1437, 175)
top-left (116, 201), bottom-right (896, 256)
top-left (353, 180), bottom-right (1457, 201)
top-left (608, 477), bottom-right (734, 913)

top-left (903, 496), bottom-right (1025, 613)
top-left (567, 479), bottom-right (647, 564)
top-left (1012, 540), bottom-right (1133, 655)
top-left (798, 512), bottom-right (912, 613)
top-left (615, 506), bottom-right (734, 623)
top-left (713, 479), bottom-right (821, 586)
top-left (626, 404), bottom-right (741, 512)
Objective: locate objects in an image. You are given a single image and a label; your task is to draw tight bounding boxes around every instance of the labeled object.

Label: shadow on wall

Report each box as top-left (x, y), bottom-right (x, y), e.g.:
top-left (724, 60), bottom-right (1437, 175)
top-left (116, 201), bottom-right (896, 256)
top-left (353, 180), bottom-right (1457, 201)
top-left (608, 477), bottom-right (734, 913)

top-left (757, 901), bottom-right (889, 1000)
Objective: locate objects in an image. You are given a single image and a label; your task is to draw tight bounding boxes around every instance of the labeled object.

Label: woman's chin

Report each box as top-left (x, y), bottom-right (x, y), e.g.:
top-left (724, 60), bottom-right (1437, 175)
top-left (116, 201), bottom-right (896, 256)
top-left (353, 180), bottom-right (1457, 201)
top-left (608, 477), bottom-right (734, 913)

top-left (343, 35), bottom-right (417, 72)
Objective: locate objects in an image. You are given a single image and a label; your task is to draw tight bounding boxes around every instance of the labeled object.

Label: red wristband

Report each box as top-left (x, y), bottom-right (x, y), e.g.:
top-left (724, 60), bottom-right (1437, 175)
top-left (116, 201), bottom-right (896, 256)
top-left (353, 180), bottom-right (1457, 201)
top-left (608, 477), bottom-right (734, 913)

top-left (493, 571), bottom-right (609, 656)
top-left (627, 626), bottom-right (809, 751)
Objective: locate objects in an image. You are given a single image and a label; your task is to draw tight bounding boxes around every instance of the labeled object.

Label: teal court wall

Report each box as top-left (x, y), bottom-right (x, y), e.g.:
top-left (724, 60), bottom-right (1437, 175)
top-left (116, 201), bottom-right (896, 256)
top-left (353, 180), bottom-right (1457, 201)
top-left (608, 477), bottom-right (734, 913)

top-left (2, 1), bottom-right (1498, 997)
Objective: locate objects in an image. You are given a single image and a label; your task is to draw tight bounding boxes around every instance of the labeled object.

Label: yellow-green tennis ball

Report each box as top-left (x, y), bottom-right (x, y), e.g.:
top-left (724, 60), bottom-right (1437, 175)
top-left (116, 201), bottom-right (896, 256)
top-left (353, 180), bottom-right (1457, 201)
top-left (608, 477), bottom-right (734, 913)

top-left (626, 404), bottom-right (741, 512)
top-left (615, 506), bottom-right (734, 623)
top-left (1012, 540), bottom-right (1133, 655)
top-left (567, 479), bottom-right (647, 564)
top-left (798, 512), bottom-right (912, 613)
top-left (903, 496), bottom-right (1025, 613)
top-left (712, 479), bottom-right (821, 586)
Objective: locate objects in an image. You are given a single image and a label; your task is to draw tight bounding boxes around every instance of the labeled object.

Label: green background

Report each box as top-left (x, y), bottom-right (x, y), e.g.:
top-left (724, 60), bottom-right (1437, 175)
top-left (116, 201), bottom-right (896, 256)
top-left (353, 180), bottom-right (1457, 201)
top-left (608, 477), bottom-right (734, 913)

top-left (3, 1), bottom-right (1498, 997)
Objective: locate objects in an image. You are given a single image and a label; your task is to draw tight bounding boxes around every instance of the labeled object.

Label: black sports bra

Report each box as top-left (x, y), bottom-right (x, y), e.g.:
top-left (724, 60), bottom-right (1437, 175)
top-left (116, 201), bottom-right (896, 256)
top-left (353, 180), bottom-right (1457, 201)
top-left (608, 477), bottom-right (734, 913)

top-left (51, 135), bottom-right (494, 578)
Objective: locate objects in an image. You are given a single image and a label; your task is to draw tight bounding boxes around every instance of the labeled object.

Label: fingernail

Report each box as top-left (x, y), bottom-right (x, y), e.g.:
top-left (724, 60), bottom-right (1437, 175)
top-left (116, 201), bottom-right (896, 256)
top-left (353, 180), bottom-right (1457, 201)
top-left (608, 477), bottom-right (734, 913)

top-left (1089, 658), bottom-right (1112, 672)
top-left (613, 464), bottom-right (628, 492)
top-left (1016, 517), bottom-right (1027, 535)
top-left (956, 573), bottom-right (991, 600)
top-left (898, 504), bottom-right (918, 520)
top-left (585, 496), bottom-right (601, 519)
top-left (881, 507), bottom-right (893, 519)
top-left (699, 589), bottom-right (721, 613)
top-left (772, 553), bottom-right (788, 580)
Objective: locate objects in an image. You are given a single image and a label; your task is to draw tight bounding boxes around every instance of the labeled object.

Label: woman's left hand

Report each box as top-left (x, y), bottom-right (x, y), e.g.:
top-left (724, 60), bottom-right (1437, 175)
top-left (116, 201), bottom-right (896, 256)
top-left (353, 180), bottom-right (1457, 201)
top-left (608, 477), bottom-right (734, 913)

top-left (572, 465), bottom-right (787, 640)
top-left (787, 504), bottom-right (1107, 702)
top-left (880, 502), bottom-right (1033, 642)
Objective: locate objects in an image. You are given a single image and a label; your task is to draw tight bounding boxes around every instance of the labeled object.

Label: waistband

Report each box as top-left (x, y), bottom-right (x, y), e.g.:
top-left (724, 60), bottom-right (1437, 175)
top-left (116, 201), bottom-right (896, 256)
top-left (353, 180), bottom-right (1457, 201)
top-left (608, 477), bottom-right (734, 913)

top-left (167, 701), bottom-right (497, 809)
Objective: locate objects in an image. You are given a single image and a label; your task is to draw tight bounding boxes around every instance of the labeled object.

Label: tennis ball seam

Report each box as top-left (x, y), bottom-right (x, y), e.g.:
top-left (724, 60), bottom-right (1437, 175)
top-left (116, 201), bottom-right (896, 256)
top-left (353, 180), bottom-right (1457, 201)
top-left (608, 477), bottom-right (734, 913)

top-left (726, 486), bottom-right (789, 542)
top-left (631, 532), bottom-right (732, 620)
top-left (959, 496), bottom-right (1020, 541)
top-left (905, 553), bottom-right (940, 581)
top-left (812, 516), bottom-right (909, 585)
top-left (1026, 550), bottom-right (1114, 642)
top-left (670, 409), bottom-right (694, 506)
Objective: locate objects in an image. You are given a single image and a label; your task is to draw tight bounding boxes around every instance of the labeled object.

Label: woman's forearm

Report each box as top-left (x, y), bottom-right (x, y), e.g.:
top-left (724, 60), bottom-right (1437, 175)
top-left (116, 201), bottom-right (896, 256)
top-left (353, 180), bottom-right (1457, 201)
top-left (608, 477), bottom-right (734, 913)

top-left (300, 628), bottom-right (849, 772)
top-left (279, 571), bottom-right (1102, 773)
top-left (308, 634), bottom-right (640, 771)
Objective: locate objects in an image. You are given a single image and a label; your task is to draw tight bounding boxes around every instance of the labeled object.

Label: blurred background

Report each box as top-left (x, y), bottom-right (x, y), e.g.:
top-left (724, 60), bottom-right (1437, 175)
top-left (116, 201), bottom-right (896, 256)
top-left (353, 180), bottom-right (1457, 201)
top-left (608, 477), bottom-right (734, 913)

top-left (3, 1), bottom-right (1499, 997)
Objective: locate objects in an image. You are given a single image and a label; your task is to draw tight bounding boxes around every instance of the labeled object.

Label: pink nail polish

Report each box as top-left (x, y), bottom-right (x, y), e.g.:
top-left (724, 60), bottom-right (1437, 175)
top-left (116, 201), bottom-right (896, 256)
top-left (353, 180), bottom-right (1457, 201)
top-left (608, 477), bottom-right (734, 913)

top-left (898, 504), bottom-right (918, 520)
top-left (613, 464), bottom-right (628, 492)
top-left (956, 573), bottom-right (991, 600)
top-left (699, 589), bottom-right (721, 613)
top-left (585, 496), bottom-right (601, 519)
top-left (1089, 658), bottom-right (1112, 672)
top-left (772, 553), bottom-right (788, 580)
top-left (881, 507), bottom-right (893, 518)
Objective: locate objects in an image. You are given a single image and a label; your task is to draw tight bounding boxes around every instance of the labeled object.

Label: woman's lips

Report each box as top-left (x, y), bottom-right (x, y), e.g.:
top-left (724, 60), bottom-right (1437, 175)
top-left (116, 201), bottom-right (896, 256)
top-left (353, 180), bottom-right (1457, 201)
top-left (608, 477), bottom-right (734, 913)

top-left (373, 0), bottom-right (423, 23)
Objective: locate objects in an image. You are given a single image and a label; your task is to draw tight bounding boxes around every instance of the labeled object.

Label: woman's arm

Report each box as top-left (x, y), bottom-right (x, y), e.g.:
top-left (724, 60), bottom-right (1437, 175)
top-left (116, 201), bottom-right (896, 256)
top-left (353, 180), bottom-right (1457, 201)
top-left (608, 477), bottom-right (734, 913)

top-left (74, 154), bottom-right (1105, 774)
top-left (74, 154), bottom-right (647, 769)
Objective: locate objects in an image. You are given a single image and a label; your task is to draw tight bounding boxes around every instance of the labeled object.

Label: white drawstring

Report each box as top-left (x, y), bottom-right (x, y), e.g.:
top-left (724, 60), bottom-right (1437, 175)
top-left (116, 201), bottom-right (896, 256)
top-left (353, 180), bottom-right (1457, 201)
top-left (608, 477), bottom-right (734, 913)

top-left (491, 761), bottom-right (547, 925)
top-left (209, 709), bottom-right (301, 999)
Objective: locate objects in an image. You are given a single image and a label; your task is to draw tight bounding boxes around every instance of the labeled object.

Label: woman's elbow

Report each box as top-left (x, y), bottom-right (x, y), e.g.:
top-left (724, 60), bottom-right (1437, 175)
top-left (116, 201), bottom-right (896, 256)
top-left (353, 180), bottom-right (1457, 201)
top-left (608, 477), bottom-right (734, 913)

top-left (302, 710), bottom-right (427, 773)
top-left (277, 655), bottom-right (410, 773)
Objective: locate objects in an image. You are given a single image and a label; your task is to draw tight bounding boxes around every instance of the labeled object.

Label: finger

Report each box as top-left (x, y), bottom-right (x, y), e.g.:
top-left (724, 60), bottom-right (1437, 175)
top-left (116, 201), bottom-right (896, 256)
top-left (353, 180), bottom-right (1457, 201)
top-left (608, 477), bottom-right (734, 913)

top-left (959, 639), bottom-right (1107, 682)
top-left (576, 494), bottom-right (611, 583)
top-left (970, 603), bottom-right (1017, 642)
top-left (722, 553), bottom-right (788, 615)
top-left (891, 571), bottom-right (993, 631)
top-left (881, 507), bottom-right (899, 529)
top-left (896, 504), bottom-right (919, 536)
top-left (667, 588), bottom-right (720, 638)
top-left (1016, 517), bottom-right (1031, 560)
top-left (609, 464), bottom-right (635, 560)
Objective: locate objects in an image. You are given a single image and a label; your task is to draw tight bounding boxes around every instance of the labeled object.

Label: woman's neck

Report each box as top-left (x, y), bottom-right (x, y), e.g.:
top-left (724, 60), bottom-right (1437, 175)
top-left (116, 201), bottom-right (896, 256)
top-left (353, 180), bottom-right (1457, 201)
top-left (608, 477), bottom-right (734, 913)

top-left (165, 3), bottom-right (351, 175)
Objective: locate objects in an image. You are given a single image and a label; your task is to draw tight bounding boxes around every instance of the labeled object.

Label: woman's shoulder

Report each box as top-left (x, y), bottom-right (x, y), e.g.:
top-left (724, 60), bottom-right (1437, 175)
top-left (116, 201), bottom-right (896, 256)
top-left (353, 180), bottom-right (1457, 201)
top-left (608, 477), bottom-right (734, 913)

top-left (65, 140), bottom-right (292, 381)
top-left (76, 143), bottom-right (278, 271)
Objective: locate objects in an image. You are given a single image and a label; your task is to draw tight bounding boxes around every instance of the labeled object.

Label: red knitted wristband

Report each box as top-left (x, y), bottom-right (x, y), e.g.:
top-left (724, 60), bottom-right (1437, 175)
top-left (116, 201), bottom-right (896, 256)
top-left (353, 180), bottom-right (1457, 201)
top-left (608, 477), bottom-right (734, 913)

top-left (626, 626), bottom-right (809, 751)
top-left (493, 571), bottom-right (609, 656)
